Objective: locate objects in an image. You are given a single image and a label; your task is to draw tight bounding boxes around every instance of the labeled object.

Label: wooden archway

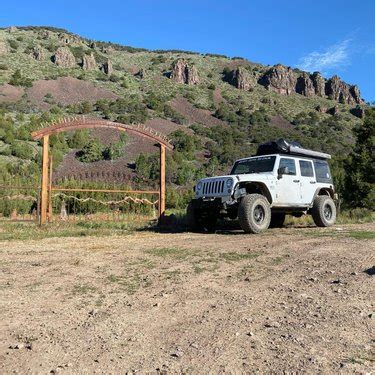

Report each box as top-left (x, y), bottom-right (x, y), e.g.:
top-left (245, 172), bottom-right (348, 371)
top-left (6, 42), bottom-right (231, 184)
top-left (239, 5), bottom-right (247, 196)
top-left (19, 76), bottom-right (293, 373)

top-left (31, 116), bottom-right (174, 225)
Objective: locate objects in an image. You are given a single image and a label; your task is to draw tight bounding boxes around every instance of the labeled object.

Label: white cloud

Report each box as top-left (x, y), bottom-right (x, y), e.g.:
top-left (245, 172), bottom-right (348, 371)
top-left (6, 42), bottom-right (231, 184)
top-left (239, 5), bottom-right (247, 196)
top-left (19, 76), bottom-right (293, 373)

top-left (297, 39), bottom-right (351, 74)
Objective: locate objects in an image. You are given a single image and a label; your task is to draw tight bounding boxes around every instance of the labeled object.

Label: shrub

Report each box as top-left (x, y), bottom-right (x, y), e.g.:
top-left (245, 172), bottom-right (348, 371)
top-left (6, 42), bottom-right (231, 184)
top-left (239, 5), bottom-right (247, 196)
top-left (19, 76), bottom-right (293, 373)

top-left (9, 69), bottom-right (33, 87)
top-left (77, 139), bottom-right (103, 163)
top-left (8, 39), bottom-right (18, 50)
top-left (67, 129), bottom-right (91, 149)
top-left (10, 141), bottom-right (34, 159)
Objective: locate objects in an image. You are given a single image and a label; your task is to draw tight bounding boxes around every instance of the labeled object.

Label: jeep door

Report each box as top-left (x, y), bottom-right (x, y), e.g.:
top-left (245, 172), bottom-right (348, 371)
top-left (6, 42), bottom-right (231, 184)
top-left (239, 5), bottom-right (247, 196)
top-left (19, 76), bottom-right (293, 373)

top-left (298, 159), bottom-right (316, 204)
top-left (274, 157), bottom-right (300, 205)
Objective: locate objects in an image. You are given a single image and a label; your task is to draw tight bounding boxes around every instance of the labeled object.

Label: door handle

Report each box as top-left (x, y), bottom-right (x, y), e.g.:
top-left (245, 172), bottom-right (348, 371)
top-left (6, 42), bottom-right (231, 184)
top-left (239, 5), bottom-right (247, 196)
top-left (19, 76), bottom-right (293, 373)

top-left (293, 180), bottom-right (300, 183)
top-left (310, 181), bottom-right (316, 184)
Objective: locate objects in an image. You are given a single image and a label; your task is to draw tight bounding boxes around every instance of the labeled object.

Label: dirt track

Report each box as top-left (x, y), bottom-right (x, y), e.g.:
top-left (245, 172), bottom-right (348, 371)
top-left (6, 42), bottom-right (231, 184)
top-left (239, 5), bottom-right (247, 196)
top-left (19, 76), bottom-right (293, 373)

top-left (0, 224), bottom-right (374, 373)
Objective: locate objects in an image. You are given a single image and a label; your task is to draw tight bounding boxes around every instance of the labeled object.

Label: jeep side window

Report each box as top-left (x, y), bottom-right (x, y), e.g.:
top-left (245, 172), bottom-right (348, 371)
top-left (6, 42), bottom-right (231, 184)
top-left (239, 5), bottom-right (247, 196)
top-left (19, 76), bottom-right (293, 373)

top-left (299, 160), bottom-right (314, 177)
top-left (313, 160), bottom-right (332, 183)
top-left (279, 158), bottom-right (296, 175)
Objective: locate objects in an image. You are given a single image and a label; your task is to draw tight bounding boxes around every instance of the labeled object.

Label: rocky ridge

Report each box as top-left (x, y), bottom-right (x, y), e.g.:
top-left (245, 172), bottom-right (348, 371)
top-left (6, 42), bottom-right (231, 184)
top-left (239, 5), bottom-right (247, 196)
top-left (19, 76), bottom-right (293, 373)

top-left (170, 59), bottom-right (199, 85)
top-left (52, 47), bottom-right (76, 68)
top-left (259, 64), bottom-right (362, 104)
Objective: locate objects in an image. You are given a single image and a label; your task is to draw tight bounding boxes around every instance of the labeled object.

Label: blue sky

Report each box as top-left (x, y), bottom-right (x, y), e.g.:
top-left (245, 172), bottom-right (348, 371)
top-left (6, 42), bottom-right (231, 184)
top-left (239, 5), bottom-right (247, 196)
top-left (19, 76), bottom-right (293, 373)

top-left (1, 0), bottom-right (374, 101)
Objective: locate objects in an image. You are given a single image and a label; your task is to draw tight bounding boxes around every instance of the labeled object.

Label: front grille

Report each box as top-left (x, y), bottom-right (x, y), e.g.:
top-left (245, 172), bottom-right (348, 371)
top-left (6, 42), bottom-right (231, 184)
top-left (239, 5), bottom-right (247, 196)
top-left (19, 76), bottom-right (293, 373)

top-left (202, 180), bottom-right (225, 196)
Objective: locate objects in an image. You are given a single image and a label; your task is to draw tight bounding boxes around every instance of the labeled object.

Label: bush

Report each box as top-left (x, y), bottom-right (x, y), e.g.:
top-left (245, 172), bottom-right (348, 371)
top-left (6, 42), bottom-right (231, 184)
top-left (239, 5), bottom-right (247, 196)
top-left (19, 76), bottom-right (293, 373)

top-left (9, 69), bottom-right (33, 87)
top-left (67, 129), bottom-right (91, 149)
top-left (8, 39), bottom-right (18, 50)
top-left (10, 141), bottom-right (34, 159)
top-left (77, 139), bottom-right (103, 163)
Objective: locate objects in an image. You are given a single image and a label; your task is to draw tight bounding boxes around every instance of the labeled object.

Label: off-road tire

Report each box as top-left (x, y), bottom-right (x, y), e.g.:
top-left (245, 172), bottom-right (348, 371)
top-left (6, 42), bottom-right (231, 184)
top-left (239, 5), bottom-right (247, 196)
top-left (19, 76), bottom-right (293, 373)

top-left (311, 195), bottom-right (337, 227)
top-left (238, 194), bottom-right (271, 234)
top-left (270, 213), bottom-right (286, 228)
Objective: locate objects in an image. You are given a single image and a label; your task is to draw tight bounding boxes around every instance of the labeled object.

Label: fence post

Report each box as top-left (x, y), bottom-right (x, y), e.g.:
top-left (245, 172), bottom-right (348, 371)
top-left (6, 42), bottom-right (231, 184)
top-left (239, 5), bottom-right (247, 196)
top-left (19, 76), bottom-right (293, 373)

top-left (40, 135), bottom-right (49, 225)
top-left (47, 153), bottom-right (53, 221)
top-left (159, 144), bottom-right (166, 221)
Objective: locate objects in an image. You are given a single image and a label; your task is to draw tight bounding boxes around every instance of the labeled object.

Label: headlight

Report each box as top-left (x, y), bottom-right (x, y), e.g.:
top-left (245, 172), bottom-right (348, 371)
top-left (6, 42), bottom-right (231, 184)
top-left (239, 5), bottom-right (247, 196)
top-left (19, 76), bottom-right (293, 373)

top-left (196, 182), bottom-right (203, 191)
top-left (226, 178), bottom-right (234, 188)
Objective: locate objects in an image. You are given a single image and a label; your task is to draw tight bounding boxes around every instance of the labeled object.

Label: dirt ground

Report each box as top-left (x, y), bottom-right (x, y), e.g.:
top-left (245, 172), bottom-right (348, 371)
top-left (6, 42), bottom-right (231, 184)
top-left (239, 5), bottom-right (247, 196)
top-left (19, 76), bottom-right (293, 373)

top-left (0, 224), bottom-right (374, 373)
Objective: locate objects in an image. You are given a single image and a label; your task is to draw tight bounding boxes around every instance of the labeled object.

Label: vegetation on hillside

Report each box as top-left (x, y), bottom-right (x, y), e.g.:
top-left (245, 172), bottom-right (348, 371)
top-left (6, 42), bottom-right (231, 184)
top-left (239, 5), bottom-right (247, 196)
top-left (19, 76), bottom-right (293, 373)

top-left (0, 27), bottom-right (371, 217)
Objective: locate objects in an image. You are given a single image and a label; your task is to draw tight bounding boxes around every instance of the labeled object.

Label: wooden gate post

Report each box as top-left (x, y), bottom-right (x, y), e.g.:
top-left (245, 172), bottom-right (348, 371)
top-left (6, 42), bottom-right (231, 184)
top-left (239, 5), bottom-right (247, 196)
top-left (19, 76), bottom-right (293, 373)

top-left (47, 153), bottom-right (53, 221)
top-left (40, 135), bottom-right (49, 225)
top-left (159, 144), bottom-right (166, 220)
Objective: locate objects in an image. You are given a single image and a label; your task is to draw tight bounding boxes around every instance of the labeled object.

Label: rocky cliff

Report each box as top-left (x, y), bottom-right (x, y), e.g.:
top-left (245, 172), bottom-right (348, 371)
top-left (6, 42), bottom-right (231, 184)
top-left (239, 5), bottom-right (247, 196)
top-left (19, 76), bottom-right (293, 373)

top-left (52, 47), bottom-right (76, 68)
top-left (258, 64), bottom-right (362, 104)
top-left (170, 59), bottom-right (199, 85)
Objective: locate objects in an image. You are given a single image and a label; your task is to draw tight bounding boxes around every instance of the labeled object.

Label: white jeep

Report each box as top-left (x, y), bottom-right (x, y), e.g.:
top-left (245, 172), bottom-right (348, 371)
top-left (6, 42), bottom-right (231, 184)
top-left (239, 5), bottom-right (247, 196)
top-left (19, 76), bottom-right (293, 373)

top-left (187, 139), bottom-right (338, 233)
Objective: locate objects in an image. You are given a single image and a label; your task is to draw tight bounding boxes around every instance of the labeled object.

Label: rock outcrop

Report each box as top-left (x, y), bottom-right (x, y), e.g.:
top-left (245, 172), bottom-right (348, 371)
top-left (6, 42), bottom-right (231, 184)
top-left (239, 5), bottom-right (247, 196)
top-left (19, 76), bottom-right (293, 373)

top-left (232, 67), bottom-right (254, 91)
top-left (170, 59), bottom-right (199, 85)
top-left (315, 105), bottom-right (327, 113)
top-left (350, 105), bottom-right (365, 118)
top-left (261, 64), bottom-right (297, 95)
top-left (311, 72), bottom-right (325, 97)
top-left (258, 64), bottom-right (362, 105)
top-left (326, 105), bottom-right (339, 116)
top-left (325, 75), bottom-right (350, 104)
top-left (296, 72), bottom-right (315, 97)
top-left (102, 46), bottom-right (115, 54)
top-left (39, 30), bottom-right (52, 40)
top-left (30, 45), bottom-right (45, 61)
top-left (349, 85), bottom-right (361, 104)
top-left (82, 53), bottom-right (96, 70)
top-left (52, 47), bottom-right (76, 68)
top-left (101, 59), bottom-right (113, 75)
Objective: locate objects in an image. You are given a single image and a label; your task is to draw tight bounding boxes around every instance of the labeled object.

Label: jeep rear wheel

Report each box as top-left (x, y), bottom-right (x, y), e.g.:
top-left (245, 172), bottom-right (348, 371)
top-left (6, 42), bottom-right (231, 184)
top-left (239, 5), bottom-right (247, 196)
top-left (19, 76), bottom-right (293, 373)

top-left (270, 213), bottom-right (286, 228)
top-left (238, 194), bottom-right (271, 234)
top-left (311, 195), bottom-right (336, 227)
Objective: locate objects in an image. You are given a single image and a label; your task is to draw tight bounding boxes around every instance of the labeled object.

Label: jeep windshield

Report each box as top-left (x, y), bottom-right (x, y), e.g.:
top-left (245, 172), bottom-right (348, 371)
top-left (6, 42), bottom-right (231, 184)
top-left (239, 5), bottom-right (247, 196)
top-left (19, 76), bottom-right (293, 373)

top-left (230, 156), bottom-right (276, 175)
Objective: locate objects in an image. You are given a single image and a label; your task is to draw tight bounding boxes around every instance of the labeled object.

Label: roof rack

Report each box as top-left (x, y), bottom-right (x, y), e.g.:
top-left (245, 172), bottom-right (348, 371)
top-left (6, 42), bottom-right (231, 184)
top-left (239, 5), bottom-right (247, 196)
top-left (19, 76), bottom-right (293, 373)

top-left (288, 145), bottom-right (331, 160)
top-left (256, 139), bottom-right (331, 160)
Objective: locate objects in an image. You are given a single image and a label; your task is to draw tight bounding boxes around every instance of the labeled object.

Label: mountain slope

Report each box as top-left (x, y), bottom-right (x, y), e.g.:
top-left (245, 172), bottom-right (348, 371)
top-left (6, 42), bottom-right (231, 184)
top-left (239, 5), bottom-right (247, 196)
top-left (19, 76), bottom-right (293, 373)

top-left (0, 26), bottom-right (365, 195)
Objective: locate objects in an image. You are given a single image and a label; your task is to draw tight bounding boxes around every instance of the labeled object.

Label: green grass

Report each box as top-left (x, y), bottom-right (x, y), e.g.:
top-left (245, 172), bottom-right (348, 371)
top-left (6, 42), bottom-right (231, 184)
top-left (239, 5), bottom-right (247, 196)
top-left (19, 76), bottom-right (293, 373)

top-left (71, 283), bottom-right (97, 295)
top-left (0, 219), bottom-right (151, 241)
top-left (219, 251), bottom-right (261, 262)
top-left (347, 231), bottom-right (375, 240)
top-left (145, 246), bottom-right (193, 259)
top-left (306, 229), bottom-right (375, 240)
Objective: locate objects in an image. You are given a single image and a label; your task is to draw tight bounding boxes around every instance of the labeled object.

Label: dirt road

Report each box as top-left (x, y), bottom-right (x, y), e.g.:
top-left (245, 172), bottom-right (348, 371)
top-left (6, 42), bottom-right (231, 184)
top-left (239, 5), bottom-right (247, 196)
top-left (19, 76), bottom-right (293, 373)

top-left (0, 224), bottom-right (374, 373)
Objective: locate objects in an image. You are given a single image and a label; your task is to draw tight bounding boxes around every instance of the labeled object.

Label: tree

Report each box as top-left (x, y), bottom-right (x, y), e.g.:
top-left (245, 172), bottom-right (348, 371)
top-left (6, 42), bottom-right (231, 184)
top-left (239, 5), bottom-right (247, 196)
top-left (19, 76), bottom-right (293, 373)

top-left (78, 139), bottom-right (103, 163)
top-left (344, 108), bottom-right (375, 209)
top-left (68, 129), bottom-right (90, 149)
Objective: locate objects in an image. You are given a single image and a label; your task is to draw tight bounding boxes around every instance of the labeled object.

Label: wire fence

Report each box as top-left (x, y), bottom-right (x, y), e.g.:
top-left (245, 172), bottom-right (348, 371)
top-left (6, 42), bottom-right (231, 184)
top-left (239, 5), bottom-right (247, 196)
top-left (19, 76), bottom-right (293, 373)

top-left (0, 185), bottom-right (159, 223)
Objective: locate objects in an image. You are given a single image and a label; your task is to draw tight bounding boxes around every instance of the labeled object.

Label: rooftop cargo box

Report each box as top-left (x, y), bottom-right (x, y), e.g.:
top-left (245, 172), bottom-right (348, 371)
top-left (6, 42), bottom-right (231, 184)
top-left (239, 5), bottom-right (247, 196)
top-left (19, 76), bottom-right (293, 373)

top-left (256, 139), bottom-right (331, 160)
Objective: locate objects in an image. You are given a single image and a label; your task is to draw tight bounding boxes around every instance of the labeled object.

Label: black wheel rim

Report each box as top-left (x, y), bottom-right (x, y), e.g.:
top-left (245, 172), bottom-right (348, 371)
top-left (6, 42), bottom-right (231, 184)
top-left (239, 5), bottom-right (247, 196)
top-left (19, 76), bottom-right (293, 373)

top-left (253, 205), bottom-right (265, 224)
top-left (323, 204), bottom-right (332, 221)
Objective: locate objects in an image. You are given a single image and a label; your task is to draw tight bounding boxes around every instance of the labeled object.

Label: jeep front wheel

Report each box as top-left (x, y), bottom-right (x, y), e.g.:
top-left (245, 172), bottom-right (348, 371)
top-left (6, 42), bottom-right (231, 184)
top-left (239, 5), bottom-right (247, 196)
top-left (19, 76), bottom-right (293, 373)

top-left (238, 194), bottom-right (271, 234)
top-left (311, 195), bottom-right (337, 227)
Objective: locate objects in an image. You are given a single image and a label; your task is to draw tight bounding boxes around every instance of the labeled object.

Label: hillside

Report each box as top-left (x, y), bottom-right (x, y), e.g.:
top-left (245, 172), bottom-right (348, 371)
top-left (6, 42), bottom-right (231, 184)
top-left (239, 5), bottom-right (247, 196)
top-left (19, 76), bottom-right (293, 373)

top-left (0, 26), bottom-right (367, 205)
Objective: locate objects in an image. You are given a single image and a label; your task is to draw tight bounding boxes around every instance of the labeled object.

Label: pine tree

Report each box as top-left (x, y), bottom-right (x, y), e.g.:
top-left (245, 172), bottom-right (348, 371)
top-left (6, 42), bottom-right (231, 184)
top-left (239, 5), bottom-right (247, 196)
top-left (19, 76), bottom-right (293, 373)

top-left (344, 108), bottom-right (375, 209)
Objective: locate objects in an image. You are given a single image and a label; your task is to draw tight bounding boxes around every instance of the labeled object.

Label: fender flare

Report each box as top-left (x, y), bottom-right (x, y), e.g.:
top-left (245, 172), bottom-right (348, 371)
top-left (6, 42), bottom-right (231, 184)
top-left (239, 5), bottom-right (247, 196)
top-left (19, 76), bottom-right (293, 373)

top-left (238, 181), bottom-right (273, 204)
top-left (311, 187), bottom-right (334, 204)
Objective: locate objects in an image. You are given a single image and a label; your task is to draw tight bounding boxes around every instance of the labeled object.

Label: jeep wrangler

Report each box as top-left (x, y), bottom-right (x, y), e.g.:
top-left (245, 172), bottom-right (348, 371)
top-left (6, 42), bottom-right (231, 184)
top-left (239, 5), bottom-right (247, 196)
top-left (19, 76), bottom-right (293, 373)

top-left (187, 139), bottom-right (338, 233)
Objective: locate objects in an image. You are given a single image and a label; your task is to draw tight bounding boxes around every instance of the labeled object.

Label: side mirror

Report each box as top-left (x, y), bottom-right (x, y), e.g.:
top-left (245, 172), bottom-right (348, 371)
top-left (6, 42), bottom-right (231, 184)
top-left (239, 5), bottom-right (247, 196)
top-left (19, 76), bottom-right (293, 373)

top-left (277, 166), bottom-right (289, 179)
